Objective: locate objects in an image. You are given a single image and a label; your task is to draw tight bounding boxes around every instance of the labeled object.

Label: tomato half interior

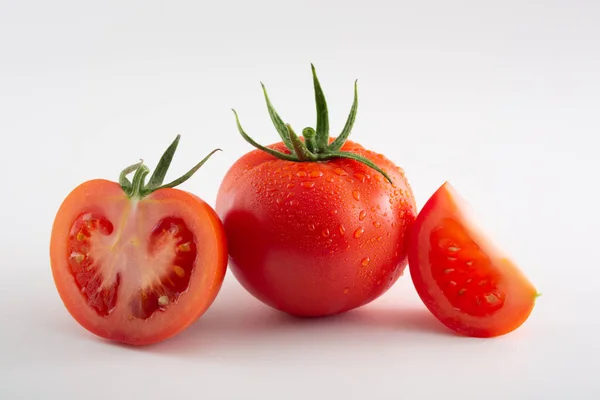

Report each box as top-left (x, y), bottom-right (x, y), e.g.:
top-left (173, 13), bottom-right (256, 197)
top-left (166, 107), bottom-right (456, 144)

top-left (50, 180), bottom-right (227, 345)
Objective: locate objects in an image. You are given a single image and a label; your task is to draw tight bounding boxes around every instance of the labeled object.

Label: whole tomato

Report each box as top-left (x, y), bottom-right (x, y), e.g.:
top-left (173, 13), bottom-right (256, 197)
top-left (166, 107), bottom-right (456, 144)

top-left (216, 65), bottom-right (417, 317)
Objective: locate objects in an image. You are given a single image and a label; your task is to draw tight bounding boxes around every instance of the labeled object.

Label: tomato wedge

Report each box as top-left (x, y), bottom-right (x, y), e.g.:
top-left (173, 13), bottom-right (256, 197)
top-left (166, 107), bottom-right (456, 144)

top-left (49, 136), bottom-right (228, 346)
top-left (408, 182), bottom-right (538, 337)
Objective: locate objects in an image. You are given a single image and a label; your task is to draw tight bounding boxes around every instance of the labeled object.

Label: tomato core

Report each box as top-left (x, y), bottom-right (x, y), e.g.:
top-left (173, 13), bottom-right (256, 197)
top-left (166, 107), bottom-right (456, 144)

top-left (66, 211), bottom-right (198, 321)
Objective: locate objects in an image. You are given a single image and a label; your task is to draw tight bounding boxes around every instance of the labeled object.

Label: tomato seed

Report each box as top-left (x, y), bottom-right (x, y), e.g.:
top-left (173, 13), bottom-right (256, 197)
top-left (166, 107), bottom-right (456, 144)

top-left (177, 242), bottom-right (191, 252)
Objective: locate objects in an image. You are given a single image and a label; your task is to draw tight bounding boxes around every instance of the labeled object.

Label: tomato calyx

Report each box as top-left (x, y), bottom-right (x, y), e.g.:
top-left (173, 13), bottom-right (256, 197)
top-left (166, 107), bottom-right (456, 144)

top-left (231, 64), bottom-right (393, 184)
top-left (118, 135), bottom-right (221, 200)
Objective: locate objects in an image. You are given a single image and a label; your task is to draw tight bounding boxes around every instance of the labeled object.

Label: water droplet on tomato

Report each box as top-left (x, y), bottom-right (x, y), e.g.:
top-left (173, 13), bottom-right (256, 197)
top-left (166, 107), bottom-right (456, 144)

top-left (339, 225), bottom-right (346, 235)
top-left (353, 227), bottom-right (364, 238)
top-left (343, 287), bottom-right (350, 294)
top-left (334, 168), bottom-right (347, 176)
top-left (352, 190), bottom-right (360, 201)
top-left (296, 171), bottom-right (307, 177)
top-left (322, 228), bottom-right (330, 237)
top-left (308, 223), bottom-right (316, 231)
top-left (373, 221), bottom-right (381, 228)
top-left (309, 170), bottom-right (323, 178)
top-left (287, 183), bottom-right (295, 189)
top-left (301, 181), bottom-right (315, 189)
top-left (359, 210), bottom-right (367, 221)
top-left (289, 199), bottom-right (299, 207)
top-left (354, 173), bottom-right (366, 183)
top-left (361, 257), bottom-right (370, 267)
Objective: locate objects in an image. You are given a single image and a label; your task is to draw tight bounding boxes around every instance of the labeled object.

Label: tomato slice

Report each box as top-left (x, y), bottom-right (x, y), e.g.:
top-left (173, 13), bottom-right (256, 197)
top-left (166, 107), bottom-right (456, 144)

top-left (49, 137), bottom-right (227, 345)
top-left (408, 182), bottom-right (538, 337)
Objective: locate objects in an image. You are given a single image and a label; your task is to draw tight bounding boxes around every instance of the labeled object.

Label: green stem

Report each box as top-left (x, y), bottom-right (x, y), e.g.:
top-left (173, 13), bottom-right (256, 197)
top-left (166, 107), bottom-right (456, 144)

top-left (119, 160), bottom-right (144, 194)
top-left (288, 125), bottom-right (316, 161)
top-left (302, 127), bottom-right (317, 153)
top-left (130, 164), bottom-right (150, 198)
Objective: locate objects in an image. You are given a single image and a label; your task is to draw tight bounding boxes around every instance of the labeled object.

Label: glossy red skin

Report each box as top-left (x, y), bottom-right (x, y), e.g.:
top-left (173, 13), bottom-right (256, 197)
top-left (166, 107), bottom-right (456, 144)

top-left (408, 182), bottom-right (537, 337)
top-left (216, 139), bottom-right (417, 317)
top-left (50, 179), bottom-right (228, 345)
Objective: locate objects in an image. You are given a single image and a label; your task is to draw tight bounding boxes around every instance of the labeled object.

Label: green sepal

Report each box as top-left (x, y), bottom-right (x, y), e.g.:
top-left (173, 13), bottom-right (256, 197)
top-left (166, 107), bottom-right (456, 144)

top-left (311, 64), bottom-right (329, 152)
top-left (329, 80), bottom-right (358, 152)
top-left (231, 64), bottom-right (393, 184)
top-left (261, 83), bottom-right (293, 150)
top-left (147, 134), bottom-right (181, 188)
top-left (118, 135), bottom-right (221, 199)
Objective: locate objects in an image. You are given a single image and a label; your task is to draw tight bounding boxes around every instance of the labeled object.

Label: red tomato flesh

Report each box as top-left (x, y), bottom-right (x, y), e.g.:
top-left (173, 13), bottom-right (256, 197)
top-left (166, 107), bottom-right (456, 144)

top-left (408, 182), bottom-right (538, 337)
top-left (50, 180), bottom-right (227, 345)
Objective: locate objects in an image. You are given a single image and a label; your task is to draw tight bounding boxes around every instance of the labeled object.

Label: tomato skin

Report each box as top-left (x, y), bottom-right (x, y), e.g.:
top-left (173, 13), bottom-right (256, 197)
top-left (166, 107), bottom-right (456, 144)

top-left (408, 182), bottom-right (537, 338)
top-left (50, 179), bottom-right (228, 345)
top-left (216, 139), bottom-right (417, 317)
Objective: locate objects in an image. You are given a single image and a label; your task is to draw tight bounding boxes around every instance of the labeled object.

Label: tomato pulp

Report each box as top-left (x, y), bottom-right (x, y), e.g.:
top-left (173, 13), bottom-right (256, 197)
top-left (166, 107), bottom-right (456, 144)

top-left (216, 66), bottom-right (417, 317)
top-left (408, 182), bottom-right (538, 337)
top-left (49, 137), bottom-right (227, 345)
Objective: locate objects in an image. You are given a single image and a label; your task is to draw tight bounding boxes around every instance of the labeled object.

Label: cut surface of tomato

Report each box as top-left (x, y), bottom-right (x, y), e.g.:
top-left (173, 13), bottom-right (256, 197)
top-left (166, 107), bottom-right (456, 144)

top-left (50, 137), bottom-right (227, 345)
top-left (408, 182), bottom-right (538, 337)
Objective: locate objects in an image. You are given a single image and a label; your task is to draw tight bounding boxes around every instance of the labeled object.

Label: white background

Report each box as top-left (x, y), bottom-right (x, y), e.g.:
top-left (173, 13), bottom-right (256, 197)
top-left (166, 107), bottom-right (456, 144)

top-left (1, 0), bottom-right (598, 398)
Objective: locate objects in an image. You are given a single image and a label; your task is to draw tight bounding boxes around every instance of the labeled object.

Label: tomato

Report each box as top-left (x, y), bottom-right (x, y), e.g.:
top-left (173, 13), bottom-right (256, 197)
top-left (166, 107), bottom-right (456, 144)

top-left (216, 65), bottom-right (417, 317)
top-left (49, 136), bottom-right (227, 345)
top-left (408, 181), bottom-right (538, 337)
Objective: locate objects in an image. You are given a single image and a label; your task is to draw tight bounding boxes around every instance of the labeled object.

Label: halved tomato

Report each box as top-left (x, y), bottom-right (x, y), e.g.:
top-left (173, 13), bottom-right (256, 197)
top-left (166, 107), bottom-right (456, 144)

top-left (408, 182), bottom-right (538, 337)
top-left (49, 136), bottom-right (228, 346)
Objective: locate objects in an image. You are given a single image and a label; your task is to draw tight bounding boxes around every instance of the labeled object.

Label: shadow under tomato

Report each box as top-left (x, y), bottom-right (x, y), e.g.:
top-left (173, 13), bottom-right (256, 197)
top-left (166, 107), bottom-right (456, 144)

top-left (132, 281), bottom-right (457, 357)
